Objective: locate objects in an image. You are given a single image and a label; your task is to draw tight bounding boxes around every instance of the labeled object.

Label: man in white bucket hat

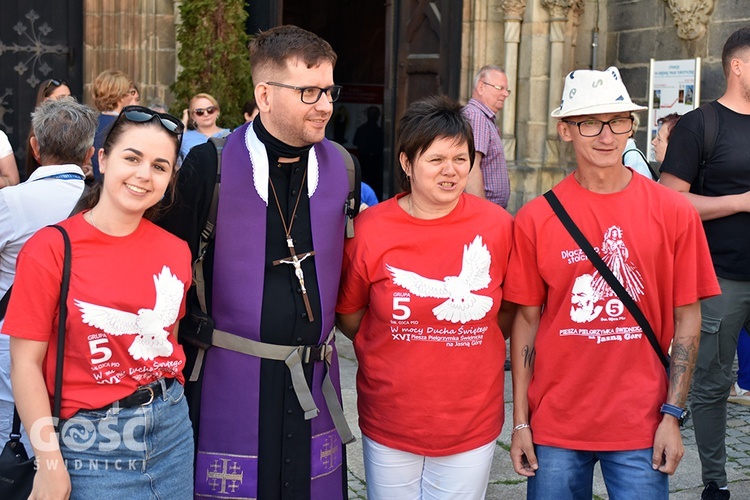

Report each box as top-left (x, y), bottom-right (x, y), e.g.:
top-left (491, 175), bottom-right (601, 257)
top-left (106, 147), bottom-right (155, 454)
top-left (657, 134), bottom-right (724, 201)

top-left (503, 66), bottom-right (719, 499)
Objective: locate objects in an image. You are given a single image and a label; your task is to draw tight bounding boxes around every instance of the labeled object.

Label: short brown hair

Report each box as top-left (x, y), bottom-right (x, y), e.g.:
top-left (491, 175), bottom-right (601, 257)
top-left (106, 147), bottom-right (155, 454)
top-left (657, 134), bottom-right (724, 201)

top-left (91, 69), bottom-right (133, 112)
top-left (249, 25), bottom-right (337, 82)
top-left (657, 113), bottom-right (682, 142)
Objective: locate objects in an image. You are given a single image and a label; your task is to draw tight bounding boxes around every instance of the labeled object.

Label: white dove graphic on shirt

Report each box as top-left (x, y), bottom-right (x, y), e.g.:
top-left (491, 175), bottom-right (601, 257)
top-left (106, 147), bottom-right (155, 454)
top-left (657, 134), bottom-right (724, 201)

top-left (75, 266), bottom-right (184, 361)
top-left (386, 235), bottom-right (493, 324)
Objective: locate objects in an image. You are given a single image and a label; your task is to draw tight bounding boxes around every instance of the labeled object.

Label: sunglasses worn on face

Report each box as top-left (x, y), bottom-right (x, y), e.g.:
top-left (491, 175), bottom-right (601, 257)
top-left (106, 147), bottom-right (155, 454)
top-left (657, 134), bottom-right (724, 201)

top-left (193, 106), bottom-right (217, 116)
top-left (104, 105), bottom-right (184, 146)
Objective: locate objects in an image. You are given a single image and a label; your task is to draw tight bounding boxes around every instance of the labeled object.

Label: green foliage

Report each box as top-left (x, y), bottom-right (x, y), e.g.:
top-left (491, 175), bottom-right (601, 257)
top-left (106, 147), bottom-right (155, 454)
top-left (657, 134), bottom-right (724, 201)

top-left (171, 0), bottom-right (253, 128)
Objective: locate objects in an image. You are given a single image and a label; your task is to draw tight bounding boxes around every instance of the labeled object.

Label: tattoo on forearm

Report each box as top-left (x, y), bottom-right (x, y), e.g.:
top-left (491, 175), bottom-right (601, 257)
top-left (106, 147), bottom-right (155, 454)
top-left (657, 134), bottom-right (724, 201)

top-left (522, 345), bottom-right (536, 369)
top-left (669, 341), bottom-right (698, 406)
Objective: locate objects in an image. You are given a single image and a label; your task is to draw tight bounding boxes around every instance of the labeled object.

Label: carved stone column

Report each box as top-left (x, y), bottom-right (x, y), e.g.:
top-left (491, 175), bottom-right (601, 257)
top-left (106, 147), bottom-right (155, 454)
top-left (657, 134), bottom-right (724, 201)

top-left (500, 0), bottom-right (527, 161)
top-left (542, 0), bottom-right (573, 165)
top-left (460, 0), bottom-right (505, 99)
top-left (663, 0), bottom-right (715, 40)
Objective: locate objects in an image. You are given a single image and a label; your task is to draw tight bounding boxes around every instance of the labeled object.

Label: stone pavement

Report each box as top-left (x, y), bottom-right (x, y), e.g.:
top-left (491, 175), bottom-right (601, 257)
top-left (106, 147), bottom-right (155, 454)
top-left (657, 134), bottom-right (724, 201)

top-left (336, 335), bottom-right (750, 499)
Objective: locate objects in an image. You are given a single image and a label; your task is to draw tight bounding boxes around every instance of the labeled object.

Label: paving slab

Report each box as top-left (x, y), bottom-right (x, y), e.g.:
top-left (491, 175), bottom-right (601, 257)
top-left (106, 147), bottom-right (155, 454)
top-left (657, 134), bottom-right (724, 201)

top-left (336, 334), bottom-right (750, 499)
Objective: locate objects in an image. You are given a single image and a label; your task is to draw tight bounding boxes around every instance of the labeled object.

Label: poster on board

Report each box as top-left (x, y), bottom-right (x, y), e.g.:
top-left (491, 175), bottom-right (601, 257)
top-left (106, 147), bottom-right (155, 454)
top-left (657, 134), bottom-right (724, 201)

top-left (646, 58), bottom-right (701, 162)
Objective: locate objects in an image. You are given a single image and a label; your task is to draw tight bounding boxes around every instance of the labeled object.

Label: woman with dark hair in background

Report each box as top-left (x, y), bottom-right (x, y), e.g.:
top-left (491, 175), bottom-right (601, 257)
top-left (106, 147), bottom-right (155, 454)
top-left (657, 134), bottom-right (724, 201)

top-left (652, 113), bottom-right (682, 164)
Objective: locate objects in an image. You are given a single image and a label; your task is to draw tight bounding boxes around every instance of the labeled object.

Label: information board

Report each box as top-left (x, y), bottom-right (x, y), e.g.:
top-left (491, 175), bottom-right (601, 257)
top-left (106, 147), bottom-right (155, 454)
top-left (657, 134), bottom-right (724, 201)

top-left (646, 58), bottom-right (701, 161)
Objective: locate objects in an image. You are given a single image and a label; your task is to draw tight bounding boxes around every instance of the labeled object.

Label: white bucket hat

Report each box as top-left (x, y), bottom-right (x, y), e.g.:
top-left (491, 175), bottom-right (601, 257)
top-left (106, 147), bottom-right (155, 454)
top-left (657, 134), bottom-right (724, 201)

top-left (551, 66), bottom-right (646, 118)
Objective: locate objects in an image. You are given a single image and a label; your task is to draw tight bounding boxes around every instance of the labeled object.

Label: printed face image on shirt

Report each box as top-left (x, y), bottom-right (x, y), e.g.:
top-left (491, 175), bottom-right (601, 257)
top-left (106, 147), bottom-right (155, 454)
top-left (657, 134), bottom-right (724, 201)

top-left (561, 226), bottom-right (646, 344)
top-left (386, 235), bottom-right (493, 324)
top-left (570, 273), bottom-right (603, 323)
top-left (75, 266), bottom-right (184, 374)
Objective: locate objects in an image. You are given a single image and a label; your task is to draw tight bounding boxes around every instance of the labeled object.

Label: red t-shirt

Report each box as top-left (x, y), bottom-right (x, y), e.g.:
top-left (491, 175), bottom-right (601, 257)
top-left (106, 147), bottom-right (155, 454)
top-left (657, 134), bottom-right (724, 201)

top-left (504, 172), bottom-right (720, 451)
top-left (3, 213), bottom-right (191, 419)
top-left (337, 193), bottom-right (513, 456)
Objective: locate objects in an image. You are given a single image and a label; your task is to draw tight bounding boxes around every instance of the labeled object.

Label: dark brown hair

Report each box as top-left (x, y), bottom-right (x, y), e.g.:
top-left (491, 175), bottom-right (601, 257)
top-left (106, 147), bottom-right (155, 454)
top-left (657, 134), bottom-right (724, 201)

top-left (249, 25), bottom-right (337, 82)
top-left (74, 114), bottom-right (180, 220)
top-left (395, 95), bottom-right (475, 192)
top-left (657, 113), bottom-right (682, 142)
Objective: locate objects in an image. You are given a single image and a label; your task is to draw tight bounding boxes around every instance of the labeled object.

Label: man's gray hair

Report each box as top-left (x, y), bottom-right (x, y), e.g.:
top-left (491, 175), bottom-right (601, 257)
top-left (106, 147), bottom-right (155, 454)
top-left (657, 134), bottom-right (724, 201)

top-left (32, 97), bottom-right (98, 166)
top-left (473, 65), bottom-right (505, 90)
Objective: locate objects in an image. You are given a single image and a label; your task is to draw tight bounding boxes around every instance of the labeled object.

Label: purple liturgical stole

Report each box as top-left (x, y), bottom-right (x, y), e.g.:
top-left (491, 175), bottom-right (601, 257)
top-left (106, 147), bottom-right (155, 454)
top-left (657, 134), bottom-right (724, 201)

top-left (194, 122), bottom-right (348, 499)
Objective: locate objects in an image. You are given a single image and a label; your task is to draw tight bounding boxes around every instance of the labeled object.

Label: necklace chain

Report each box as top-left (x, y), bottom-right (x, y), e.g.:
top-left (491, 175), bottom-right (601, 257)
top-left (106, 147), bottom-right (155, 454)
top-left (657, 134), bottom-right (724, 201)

top-left (268, 166), bottom-right (307, 238)
top-left (87, 209), bottom-right (98, 230)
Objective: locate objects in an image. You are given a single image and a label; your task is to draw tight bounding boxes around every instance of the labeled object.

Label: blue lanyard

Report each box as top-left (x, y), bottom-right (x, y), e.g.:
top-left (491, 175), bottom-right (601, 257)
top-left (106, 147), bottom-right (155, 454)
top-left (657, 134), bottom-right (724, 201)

top-left (40, 173), bottom-right (85, 181)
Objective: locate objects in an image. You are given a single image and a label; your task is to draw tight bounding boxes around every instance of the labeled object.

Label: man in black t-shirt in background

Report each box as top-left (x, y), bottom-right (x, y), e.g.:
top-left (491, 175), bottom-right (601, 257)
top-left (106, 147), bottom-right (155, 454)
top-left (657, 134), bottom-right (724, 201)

top-left (660, 27), bottom-right (750, 500)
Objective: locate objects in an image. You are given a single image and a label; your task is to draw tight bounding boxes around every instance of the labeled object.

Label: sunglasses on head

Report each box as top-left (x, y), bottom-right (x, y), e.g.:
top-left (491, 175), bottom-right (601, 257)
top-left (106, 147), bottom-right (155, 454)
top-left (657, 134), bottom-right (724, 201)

top-left (193, 106), bottom-right (217, 117)
top-left (43, 79), bottom-right (66, 95)
top-left (104, 105), bottom-right (184, 145)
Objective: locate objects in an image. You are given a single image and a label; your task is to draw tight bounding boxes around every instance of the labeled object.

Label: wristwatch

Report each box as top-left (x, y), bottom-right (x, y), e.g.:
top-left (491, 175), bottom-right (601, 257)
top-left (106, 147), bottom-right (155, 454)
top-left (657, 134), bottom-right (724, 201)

top-left (660, 403), bottom-right (689, 425)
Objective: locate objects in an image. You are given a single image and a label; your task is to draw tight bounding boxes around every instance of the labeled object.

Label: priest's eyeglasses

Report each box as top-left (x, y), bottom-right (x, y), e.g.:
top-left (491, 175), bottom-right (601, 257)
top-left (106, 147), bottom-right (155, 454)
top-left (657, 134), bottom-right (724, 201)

top-left (562, 117), bottom-right (634, 137)
top-left (266, 82), bottom-right (343, 104)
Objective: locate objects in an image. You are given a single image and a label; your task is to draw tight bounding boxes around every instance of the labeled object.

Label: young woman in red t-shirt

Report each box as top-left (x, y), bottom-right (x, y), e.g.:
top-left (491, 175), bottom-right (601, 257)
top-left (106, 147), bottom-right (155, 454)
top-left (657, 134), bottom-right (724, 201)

top-left (4, 106), bottom-right (194, 499)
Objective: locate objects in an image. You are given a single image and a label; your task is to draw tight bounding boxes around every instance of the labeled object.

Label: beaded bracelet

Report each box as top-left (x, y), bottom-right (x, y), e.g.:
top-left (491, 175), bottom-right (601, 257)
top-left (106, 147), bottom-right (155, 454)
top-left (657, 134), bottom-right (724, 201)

top-left (511, 423), bottom-right (531, 435)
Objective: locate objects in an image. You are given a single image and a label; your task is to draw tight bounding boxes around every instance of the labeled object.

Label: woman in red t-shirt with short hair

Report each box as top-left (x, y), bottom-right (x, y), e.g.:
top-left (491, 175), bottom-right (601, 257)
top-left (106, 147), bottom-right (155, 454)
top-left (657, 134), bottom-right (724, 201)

top-left (337, 95), bottom-right (515, 499)
top-left (4, 105), bottom-right (194, 499)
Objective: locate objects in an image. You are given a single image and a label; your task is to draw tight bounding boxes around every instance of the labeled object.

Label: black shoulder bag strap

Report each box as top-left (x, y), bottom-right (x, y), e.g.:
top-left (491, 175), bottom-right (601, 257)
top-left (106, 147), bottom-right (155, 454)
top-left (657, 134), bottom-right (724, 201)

top-left (10, 224), bottom-right (71, 439)
top-left (0, 286), bottom-right (11, 321)
top-left (696, 101), bottom-right (719, 195)
top-left (543, 190), bottom-right (670, 370)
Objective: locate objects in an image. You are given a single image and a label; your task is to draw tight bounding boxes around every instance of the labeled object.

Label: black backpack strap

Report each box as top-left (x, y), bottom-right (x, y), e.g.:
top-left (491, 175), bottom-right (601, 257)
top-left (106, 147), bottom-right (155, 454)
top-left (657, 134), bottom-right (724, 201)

top-left (696, 101), bottom-right (718, 195)
top-left (329, 141), bottom-right (361, 238)
top-left (543, 190), bottom-right (670, 370)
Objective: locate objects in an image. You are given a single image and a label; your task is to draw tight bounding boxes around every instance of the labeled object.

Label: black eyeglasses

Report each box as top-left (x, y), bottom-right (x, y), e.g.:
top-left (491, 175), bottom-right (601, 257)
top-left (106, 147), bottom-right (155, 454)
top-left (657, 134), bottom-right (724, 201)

top-left (193, 106), bottom-right (217, 116)
top-left (482, 81), bottom-right (511, 94)
top-left (562, 117), bottom-right (634, 137)
top-left (266, 82), bottom-right (342, 104)
top-left (104, 105), bottom-right (184, 145)
top-left (43, 79), bottom-right (66, 96)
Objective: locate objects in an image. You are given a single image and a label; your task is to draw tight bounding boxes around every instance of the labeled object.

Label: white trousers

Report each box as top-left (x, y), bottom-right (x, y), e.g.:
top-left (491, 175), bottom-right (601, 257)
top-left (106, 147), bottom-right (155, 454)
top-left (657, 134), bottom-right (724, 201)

top-left (362, 435), bottom-right (496, 499)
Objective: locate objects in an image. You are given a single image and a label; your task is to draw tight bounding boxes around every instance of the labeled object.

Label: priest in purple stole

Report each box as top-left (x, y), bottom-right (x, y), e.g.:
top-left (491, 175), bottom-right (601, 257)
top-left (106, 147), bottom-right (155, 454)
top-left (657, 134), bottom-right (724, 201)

top-left (156, 25), bottom-right (356, 500)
